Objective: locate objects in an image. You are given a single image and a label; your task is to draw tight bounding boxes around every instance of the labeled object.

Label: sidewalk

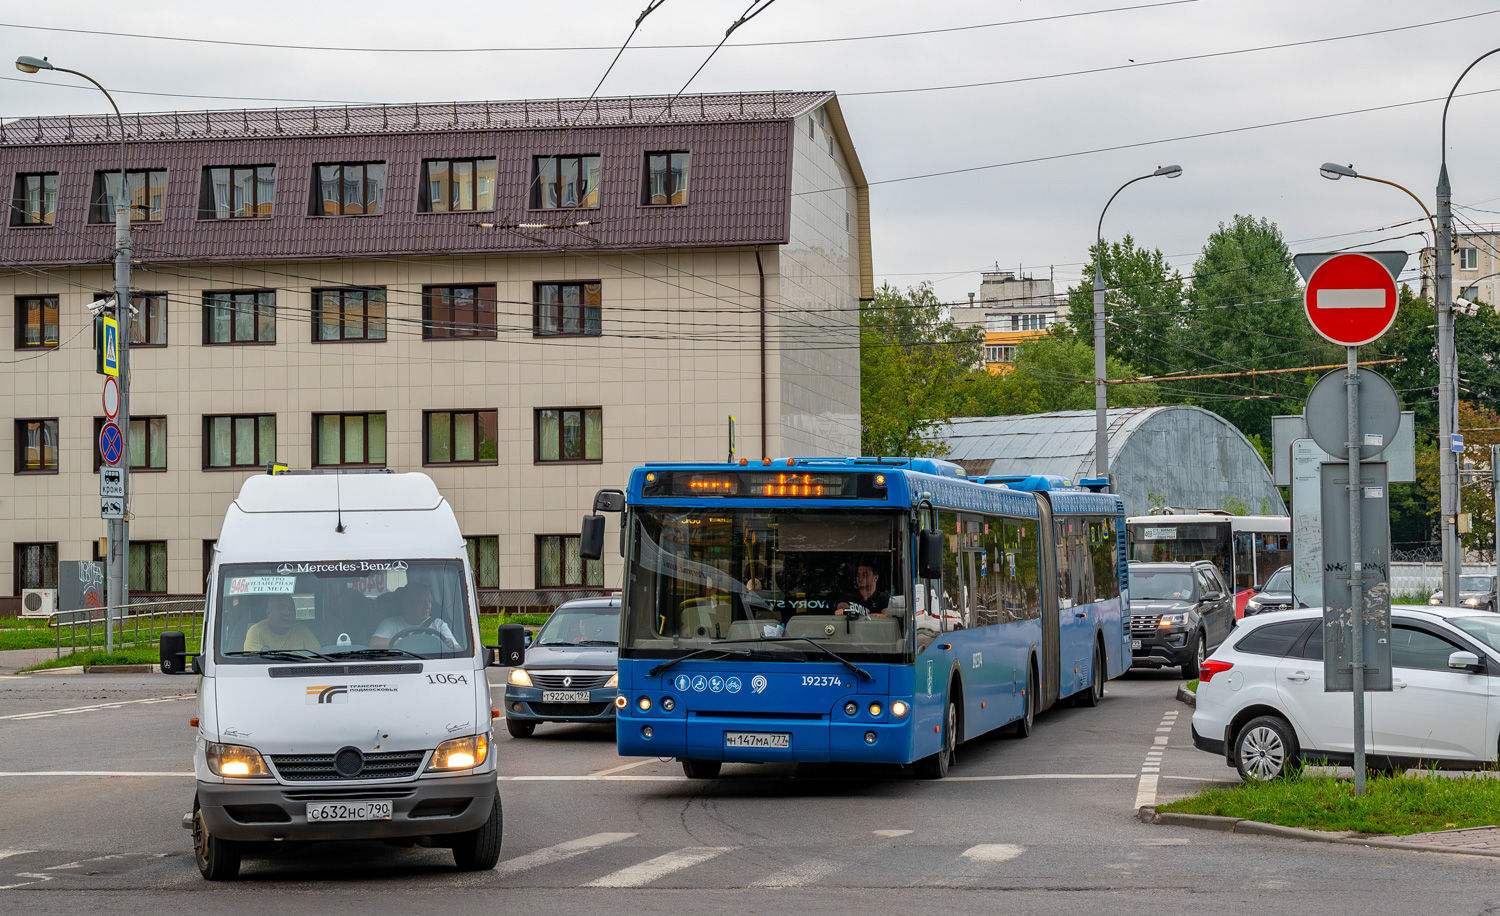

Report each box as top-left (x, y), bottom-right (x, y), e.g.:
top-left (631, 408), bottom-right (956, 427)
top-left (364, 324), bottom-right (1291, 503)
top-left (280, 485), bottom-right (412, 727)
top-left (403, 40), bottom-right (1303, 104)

top-left (0, 647), bottom-right (57, 675)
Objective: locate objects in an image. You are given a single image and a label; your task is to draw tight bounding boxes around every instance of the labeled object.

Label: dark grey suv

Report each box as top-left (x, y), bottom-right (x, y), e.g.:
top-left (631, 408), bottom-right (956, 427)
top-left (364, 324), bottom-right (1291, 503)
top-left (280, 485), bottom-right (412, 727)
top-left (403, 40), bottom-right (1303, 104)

top-left (1128, 561), bottom-right (1235, 676)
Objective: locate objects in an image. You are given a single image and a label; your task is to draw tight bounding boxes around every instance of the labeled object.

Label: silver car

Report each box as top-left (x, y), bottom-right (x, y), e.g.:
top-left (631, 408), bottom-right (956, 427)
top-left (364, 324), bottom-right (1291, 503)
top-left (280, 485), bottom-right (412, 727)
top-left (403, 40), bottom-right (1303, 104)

top-left (502, 598), bottom-right (620, 737)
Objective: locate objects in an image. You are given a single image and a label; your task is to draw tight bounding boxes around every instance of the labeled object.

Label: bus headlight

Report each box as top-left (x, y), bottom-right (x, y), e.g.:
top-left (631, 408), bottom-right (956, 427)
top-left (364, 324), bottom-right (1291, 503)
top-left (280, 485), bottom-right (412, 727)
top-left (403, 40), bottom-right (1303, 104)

top-left (508, 668), bottom-right (533, 687)
top-left (206, 743), bottom-right (270, 778)
top-left (429, 734), bottom-right (488, 771)
top-left (614, 695), bottom-right (628, 709)
top-left (868, 702), bottom-right (883, 717)
top-left (638, 696), bottom-right (652, 711)
top-left (891, 701), bottom-right (909, 718)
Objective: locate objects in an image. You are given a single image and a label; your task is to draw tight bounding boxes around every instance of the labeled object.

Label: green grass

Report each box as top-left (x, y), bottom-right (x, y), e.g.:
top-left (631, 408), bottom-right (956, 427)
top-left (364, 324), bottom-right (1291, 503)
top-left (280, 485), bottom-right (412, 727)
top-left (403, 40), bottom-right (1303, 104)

top-left (1184, 679), bottom-right (1199, 692)
top-left (0, 629), bottom-right (59, 650)
top-left (1394, 590), bottom-right (1434, 605)
top-left (23, 647), bottom-right (165, 670)
top-left (478, 613), bottom-right (550, 634)
top-left (0, 615), bottom-right (57, 629)
top-left (1159, 769), bottom-right (1500, 835)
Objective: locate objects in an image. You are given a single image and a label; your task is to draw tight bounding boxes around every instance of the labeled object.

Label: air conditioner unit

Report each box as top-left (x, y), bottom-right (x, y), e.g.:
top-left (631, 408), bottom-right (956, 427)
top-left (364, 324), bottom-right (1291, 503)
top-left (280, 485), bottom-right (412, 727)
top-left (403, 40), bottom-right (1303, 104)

top-left (20, 588), bottom-right (57, 618)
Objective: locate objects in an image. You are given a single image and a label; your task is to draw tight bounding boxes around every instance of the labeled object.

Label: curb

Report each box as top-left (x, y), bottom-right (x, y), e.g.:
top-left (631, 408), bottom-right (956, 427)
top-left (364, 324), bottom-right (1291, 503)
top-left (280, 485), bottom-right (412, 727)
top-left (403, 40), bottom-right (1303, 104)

top-left (83, 665), bottom-right (156, 674)
top-left (32, 665), bottom-right (85, 675)
top-left (1144, 807), bottom-right (1500, 858)
top-left (1175, 685), bottom-right (1197, 708)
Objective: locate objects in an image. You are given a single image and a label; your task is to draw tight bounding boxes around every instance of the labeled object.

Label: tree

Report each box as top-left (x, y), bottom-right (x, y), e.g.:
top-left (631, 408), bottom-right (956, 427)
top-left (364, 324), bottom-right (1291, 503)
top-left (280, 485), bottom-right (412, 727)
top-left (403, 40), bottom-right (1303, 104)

top-left (964, 334), bottom-right (1159, 415)
top-left (859, 282), bottom-right (983, 456)
top-left (1174, 214), bottom-right (1338, 442)
top-left (1066, 234), bottom-right (1186, 374)
top-left (1414, 400), bottom-right (1500, 561)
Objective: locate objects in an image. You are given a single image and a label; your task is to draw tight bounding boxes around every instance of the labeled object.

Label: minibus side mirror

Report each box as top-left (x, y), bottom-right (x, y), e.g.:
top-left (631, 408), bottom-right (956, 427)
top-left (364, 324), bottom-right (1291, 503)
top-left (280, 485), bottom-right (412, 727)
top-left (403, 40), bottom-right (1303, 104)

top-left (498, 624), bottom-right (527, 667)
top-left (919, 529), bottom-right (943, 580)
top-left (159, 630), bottom-right (200, 675)
top-left (580, 514), bottom-right (606, 561)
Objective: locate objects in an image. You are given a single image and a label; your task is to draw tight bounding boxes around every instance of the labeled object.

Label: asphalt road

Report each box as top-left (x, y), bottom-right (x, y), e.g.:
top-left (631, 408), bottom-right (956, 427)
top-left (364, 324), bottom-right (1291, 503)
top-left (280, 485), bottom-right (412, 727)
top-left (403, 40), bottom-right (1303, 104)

top-left (3, 667), bottom-right (1500, 915)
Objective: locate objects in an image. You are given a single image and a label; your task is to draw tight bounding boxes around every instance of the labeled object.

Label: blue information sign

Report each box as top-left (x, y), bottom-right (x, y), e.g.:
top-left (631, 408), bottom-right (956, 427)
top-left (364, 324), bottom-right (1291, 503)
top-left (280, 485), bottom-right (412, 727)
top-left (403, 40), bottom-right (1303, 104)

top-left (100, 421), bottom-right (124, 466)
top-left (1452, 433), bottom-right (1465, 453)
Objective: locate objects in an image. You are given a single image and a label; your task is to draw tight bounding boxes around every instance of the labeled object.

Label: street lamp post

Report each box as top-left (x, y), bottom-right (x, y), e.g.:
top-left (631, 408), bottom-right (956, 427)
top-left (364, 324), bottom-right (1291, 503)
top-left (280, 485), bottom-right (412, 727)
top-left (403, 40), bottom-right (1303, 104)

top-left (16, 56), bottom-right (131, 653)
top-left (1093, 165), bottom-right (1182, 481)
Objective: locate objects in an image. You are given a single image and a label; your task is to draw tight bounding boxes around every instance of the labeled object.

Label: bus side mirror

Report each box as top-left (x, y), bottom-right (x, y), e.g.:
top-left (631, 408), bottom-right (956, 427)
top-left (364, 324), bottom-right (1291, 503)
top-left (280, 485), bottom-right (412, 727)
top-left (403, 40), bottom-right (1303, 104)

top-left (580, 514), bottom-right (606, 561)
top-left (498, 624), bottom-right (527, 667)
top-left (919, 530), bottom-right (943, 580)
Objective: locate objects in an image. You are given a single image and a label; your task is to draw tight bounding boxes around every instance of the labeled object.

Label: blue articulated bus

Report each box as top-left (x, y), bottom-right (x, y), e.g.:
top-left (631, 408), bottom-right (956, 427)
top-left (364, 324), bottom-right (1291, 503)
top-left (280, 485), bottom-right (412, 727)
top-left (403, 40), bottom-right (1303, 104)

top-left (581, 456), bottom-right (1129, 779)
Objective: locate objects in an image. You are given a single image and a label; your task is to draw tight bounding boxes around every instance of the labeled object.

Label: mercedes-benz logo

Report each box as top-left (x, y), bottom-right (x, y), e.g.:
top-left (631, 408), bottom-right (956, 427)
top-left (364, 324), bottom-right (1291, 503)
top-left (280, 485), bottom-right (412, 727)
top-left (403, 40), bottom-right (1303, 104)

top-left (276, 563), bottom-right (294, 575)
top-left (563, 676), bottom-right (572, 687)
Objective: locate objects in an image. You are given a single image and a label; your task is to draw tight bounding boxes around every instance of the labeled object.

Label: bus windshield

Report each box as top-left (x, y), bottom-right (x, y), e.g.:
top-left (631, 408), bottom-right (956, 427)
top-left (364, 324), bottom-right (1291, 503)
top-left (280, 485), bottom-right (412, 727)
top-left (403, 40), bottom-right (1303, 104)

top-left (1128, 522), bottom-right (1230, 581)
top-left (214, 559), bottom-right (474, 663)
top-left (623, 507), bottom-right (909, 663)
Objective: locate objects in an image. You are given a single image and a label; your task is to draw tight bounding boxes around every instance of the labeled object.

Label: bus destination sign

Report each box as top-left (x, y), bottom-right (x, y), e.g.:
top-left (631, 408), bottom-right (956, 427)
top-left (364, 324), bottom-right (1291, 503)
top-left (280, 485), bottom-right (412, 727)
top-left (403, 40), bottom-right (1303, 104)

top-left (641, 470), bottom-right (886, 500)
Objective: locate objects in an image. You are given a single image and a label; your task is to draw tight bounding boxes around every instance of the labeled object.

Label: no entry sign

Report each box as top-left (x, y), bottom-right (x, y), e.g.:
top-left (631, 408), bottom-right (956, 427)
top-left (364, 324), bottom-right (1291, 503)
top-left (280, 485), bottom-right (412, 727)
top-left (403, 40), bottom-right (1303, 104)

top-left (1303, 252), bottom-right (1399, 346)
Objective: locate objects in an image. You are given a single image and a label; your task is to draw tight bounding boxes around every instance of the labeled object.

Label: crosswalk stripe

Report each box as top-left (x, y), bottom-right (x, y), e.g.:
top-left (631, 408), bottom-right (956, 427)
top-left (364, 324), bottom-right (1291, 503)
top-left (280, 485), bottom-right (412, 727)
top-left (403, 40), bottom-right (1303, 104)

top-left (751, 858), bottom-right (843, 888)
top-left (584, 847), bottom-right (733, 888)
top-left (961, 844), bottom-right (1024, 863)
top-left (0, 694), bottom-right (192, 722)
top-left (495, 833), bottom-right (636, 877)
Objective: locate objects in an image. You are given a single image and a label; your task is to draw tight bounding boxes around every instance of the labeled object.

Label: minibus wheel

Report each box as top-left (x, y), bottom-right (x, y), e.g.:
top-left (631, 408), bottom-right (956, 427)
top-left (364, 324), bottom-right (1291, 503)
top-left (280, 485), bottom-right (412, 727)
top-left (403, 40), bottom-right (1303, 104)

top-left (451, 793), bottom-right (503, 871)
top-left (192, 796), bottom-right (242, 881)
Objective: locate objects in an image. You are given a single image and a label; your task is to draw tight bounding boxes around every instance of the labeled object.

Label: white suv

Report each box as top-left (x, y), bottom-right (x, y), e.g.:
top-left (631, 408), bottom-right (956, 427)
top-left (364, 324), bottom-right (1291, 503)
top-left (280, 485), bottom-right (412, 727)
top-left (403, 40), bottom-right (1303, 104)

top-left (1192, 605), bottom-right (1500, 780)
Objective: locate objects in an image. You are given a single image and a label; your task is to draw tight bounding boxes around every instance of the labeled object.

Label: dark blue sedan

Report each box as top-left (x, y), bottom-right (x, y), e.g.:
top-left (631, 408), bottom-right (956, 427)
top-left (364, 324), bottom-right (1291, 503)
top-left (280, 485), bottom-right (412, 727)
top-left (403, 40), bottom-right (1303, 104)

top-left (503, 598), bottom-right (620, 737)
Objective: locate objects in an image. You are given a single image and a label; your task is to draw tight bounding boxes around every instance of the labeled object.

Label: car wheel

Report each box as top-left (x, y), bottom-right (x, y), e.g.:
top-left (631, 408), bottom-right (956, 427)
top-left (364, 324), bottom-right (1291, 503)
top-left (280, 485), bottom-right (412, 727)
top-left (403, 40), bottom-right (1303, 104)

top-left (451, 793), bottom-right (503, 871)
top-left (915, 693), bottom-right (957, 779)
top-left (506, 718), bottom-right (536, 739)
top-left (1076, 643), bottom-right (1105, 708)
top-left (192, 797), bottom-right (242, 881)
top-left (1010, 665), bottom-right (1036, 739)
top-left (681, 759), bottom-right (722, 779)
top-left (1234, 715), bottom-right (1299, 782)
top-left (1183, 630), bottom-right (1206, 679)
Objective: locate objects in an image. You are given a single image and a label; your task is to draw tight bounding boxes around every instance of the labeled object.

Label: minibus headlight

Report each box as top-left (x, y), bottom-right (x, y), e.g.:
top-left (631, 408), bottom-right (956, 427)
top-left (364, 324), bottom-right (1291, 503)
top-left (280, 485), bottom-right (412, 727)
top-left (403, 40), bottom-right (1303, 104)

top-left (207, 742), bottom-right (270, 778)
top-left (429, 734), bottom-right (488, 771)
top-left (508, 669), bottom-right (533, 687)
top-left (606, 673), bottom-right (619, 688)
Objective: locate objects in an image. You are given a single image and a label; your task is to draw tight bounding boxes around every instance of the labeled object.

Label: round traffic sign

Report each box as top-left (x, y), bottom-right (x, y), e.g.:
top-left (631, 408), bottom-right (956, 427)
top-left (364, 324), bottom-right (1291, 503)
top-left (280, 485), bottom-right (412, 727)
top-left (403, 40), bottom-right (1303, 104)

top-left (1303, 253), bottom-right (1398, 346)
top-left (102, 376), bottom-right (120, 420)
top-left (99, 421), bottom-right (124, 466)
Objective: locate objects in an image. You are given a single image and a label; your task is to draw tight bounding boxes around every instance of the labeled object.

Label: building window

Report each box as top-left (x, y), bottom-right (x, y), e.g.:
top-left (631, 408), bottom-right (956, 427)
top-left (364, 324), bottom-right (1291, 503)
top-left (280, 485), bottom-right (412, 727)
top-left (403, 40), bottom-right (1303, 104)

top-left (643, 152), bottom-right (689, 205)
top-left (531, 155), bottom-right (601, 209)
top-left (310, 162), bottom-right (385, 216)
top-left (808, 116), bottom-right (815, 138)
top-left (535, 408), bottom-right (602, 463)
top-left (314, 412), bottom-right (386, 468)
top-left (986, 345), bottom-right (1016, 363)
top-left (423, 285), bottom-right (496, 340)
top-left (533, 281), bottom-right (601, 336)
top-left (204, 414), bottom-right (276, 469)
top-left (15, 542), bottom-right (59, 593)
top-left (420, 158), bottom-right (496, 212)
top-left (204, 290), bottom-right (275, 344)
top-left (1460, 247), bottom-right (1479, 271)
top-left (426, 410), bottom-right (498, 465)
top-left (15, 295), bottom-right (59, 349)
top-left (15, 419), bottom-right (58, 473)
top-left (314, 288), bottom-right (386, 341)
top-left (130, 541), bottom-right (168, 595)
top-left (465, 536), bottom-right (500, 589)
top-left (94, 292), bottom-right (167, 347)
top-left (536, 534), bottom-right (604, 588)
top-left (200, 165), bottom-right (275, 219)
top-left (90, 169), bottom-right (167, 223)
top-left (94, 417), bottom-right (167, 472)
top-left (1012, 313), bottom-right (1049, 331)
top-left (11, 173), bottom-right (58, 226)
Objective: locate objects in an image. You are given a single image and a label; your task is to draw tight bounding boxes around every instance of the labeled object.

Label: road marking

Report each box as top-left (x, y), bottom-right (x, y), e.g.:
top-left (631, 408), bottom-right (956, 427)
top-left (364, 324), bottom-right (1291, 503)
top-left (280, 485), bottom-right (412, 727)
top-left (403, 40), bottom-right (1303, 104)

top-left (0, 771), bottom-right (193, 777)
top-left (0, 694), bottom-right (192, 722)
top-left (496, 833), bottom-right (636, 877)
top-left (0, 873), bottom-right (52, 890)
top-left (587, 759), bottom-right (657, 778)
top-left (584, 847), bottom-right (732, 887)
top-left (1133, 774), bottom-right (1160, 809)
top-left (873, 829), bottom-right (912, 837)
top-left (961, 843), bottom-right (1025, 863)
top-left (1138, 838), bottom-right (1191, 846)
top-left (751, 858), bottom-right (843, 887)
top-left (1154, 736), bottom-right (1168, 745)
top-left (0, 851), bottom-right (34, 861)
top-left (944, 774), bottom-right (1136, 782)
top-left (497, 772), bottom-right (1137, 783)
top-left (497, 775), bottom-right (684, 782)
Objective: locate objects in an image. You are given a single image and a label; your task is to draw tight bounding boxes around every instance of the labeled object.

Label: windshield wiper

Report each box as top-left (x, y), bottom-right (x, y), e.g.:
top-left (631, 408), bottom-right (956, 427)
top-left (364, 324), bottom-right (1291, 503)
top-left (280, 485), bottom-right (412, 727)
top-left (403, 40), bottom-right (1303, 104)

top-left (647, 647), bottom-right (753, 677)
top-left (326, 647), bottom-right (424, 660)
top-left (223, 649), bottom-right (338, 663)
top-left (576, 640), bottom-right (618, 647)
top-left (712, 636), bottom-right (873, 681)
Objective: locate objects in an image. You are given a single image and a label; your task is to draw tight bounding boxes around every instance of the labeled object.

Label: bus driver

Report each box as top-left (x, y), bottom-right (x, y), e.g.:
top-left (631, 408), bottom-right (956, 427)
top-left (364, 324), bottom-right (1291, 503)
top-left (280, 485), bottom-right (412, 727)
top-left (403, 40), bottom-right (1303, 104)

top-left (836, 558), bottom-right (890, 617)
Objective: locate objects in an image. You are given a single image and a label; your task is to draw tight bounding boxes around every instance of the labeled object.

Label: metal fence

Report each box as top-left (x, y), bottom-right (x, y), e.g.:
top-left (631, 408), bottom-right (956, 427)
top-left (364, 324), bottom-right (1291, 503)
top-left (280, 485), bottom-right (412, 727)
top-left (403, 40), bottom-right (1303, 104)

top-left (50, 597), bottom-right (204, 658)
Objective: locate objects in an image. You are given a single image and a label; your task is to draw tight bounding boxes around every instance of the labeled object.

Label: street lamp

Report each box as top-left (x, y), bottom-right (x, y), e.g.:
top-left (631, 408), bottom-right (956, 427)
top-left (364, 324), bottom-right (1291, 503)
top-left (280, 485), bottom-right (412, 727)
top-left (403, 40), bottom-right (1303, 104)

top-left (1318, 162), bottom-right (1436, 237)
top-left (1093, 165), bottom-right (1182, 481)
top-left (15, 56), bottom-right (133, 653)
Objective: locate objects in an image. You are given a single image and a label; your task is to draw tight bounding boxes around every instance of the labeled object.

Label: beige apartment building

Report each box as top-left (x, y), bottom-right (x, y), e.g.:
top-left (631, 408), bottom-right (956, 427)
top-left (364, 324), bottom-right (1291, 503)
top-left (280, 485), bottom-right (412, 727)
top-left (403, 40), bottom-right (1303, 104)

top-left (0, 92), bottom-right (871, 612)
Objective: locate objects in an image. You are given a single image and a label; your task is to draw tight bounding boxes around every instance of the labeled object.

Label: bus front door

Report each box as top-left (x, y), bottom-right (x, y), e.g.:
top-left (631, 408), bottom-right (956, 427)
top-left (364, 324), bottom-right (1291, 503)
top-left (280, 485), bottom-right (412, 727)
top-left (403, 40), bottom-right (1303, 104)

top-left (1035, 495), bottom-right (1061, 712)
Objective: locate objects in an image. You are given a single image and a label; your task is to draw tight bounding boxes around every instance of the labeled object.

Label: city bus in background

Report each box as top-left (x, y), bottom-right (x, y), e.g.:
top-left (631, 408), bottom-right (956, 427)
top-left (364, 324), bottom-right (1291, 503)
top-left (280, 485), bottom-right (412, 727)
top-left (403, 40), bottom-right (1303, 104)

top-left (578, 458), bottom-right (1129, 780)
top-left (1125, 513), bottom-right (1290, 616)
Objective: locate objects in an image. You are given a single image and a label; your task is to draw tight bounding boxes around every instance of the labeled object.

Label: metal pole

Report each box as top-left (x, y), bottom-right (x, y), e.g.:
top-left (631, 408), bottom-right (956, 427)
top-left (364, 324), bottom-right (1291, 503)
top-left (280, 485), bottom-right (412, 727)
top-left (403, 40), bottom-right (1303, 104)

top-left (1346, 346), bottom-right (1366, 795)
top-left (1493, 444), bottom-right (1499, 591)
top-left (1093, 253), bottom-right (1108, 480)
top-left (1436, 166), bottom-right (1460, 610)
top-left (111, 176), bottom-right (132, 655)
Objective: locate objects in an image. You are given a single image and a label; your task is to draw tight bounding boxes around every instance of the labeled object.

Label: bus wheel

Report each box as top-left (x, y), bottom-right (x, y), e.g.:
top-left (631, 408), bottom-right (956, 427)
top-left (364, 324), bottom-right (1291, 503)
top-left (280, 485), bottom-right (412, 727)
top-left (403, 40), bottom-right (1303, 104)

top-left (915, 695), bottom-right (956, 779)
top-left (681, 759), bottom-right (722, 779)
top-left (1010, 666), bottom-right (1036, 739)
top-left (1076, 644), bottom-right (1105, 708)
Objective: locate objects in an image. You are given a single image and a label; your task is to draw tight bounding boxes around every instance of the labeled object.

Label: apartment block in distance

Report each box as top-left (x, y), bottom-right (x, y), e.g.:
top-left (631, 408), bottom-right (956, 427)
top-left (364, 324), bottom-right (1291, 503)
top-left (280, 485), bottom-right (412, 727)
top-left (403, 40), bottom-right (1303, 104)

top-left (0, 92), bottom-right (872, 612)
top-left (948, 266), bottom-right (1065, 372)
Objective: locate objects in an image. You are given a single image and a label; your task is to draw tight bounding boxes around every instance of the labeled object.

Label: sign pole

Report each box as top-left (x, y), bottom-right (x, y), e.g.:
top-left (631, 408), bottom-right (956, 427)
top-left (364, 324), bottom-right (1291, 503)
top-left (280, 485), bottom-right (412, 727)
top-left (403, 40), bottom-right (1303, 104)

top-left (1345, 345), bottom-right (1366, 795)
top-left (107, 181), bottom-right (133, 656)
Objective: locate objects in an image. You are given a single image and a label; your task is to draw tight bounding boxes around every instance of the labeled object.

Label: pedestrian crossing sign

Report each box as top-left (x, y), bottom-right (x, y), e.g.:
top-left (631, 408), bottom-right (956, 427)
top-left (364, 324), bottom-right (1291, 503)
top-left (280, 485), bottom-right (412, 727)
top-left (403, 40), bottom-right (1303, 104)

top-left (97, 316), bottom-right (119, 377)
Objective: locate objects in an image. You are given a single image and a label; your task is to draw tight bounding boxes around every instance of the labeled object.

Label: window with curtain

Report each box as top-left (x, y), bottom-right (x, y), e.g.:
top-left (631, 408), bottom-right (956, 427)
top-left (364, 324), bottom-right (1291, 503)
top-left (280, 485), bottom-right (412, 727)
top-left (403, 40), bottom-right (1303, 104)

top-left (90, 169), bottom-right (167, 222)
top-left (313, 288), bottom-right (386, 341)
top-left (535, 408), bottom-right (602, 463)
top-left (314, 412), bottom-right (387, 467)
top-left (423, 285), bottom-right (497, 339)
top-left (533, 281), bottom-right (601, 337)
top-left (426, 410), bottom-right (498, 464)
top-left (11, 173), bottom-right (58, 226)
top-left (15, 296), bottom-right (59, 349)
top-left (531, 155), bottom-right (601, 209)
top-left (309, 162), bottom-right (385, 216)
top-left (204, 414), bottom-right (276, 469)
top-left (421, 158), bottom-right (496, 212)
top-left (129, 541), bottom-right (169, 594)
top-left (14, 543), bottom-right (59, 592)
top-left (14, 419), bottom-right (58, 473)
top-left (465, 536), bottom-right (500, 588)
top-left (93, 416), bottom-right (166, 471)
top-left (536, 534), bottom-right (604, 587)
top-left (199, 165), bottom-right (276, 218)
top-left (204, 290), bottom-right (275, 344)
top-left (642, 152), bottom-right (689, 205)
top-left (93, 292), bottom-right (167, 346)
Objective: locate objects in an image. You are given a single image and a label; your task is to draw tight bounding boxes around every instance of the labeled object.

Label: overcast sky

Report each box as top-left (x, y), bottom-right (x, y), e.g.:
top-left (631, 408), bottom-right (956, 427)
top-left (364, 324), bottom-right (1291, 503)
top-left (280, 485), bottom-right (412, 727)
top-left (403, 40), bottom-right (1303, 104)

top-left (3, 0), bottom-right (1497, 303)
